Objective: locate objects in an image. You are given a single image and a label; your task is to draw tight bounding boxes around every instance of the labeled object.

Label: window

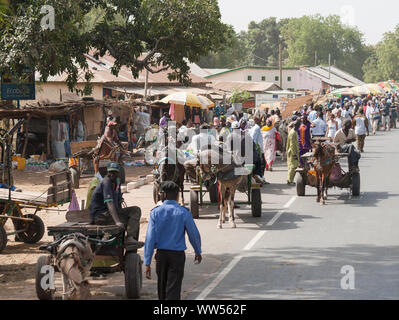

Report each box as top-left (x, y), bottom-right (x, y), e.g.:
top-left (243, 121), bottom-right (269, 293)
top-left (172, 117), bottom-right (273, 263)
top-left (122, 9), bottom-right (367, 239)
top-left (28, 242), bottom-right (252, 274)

top-left (287, 76), bottom-right (292, 82)
top-left (288, 88), bottom-right (294, 92)
top-left (275, 76), bottom-right (279, 81)
top-left (261, 76), bottom-right (266, 81)
top-left (247, 75), bottom-right (252, 81)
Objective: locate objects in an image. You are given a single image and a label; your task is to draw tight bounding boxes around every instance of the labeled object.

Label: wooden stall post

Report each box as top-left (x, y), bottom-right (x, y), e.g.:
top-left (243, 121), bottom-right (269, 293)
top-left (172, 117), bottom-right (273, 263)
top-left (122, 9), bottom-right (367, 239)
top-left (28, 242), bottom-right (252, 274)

top-left (21, 116), bottom-right (31, 158)
top-left (46, 116), bottom-right (52, 159)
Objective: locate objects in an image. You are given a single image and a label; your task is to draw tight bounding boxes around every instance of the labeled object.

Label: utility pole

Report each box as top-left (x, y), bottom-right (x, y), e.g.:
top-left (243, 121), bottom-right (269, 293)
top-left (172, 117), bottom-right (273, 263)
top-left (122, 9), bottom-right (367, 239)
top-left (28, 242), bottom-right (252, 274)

top-left (315, 51), bottom-right (317, 66)
top-left (144, 68), bottom-right (149, 101)
top-left (279, 42), bottom-right (283, 89)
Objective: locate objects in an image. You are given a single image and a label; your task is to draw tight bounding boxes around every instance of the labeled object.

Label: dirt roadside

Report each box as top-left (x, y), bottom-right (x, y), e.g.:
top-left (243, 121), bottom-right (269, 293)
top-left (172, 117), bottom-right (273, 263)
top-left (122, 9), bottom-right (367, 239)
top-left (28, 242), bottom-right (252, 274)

top-left (0, 166), bottom-right (153, 300)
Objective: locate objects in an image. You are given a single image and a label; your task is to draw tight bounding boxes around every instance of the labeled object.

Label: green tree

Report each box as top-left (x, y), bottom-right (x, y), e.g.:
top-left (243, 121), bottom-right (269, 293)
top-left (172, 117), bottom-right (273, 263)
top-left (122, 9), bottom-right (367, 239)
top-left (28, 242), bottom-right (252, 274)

top-left (375, 26), bottom-right (399, 81)
top-left (0, 0), bottom-right (230, 93)
top-left (247, 17), bottom-right (282, 66)
top-left (362, 26), bottom-right (399, 83)
top-left (362, 53), bottom-right (380, 83)
top-left (281, 14), bottom-right (370, 79)
top-left (197, 28), bottom-right (251, 69)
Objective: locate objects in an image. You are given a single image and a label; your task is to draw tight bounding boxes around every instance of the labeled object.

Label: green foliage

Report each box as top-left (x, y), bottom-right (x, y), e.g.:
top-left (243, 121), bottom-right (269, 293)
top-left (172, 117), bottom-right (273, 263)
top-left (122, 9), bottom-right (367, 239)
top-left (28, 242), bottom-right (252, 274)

top-left (281, 14), bottom-right (370, 79)
top-left (247, 17), bottom-right (283, 66)
top-left (229, 89), bottom-right (250, 103)
top-left (197, 28), bottom-right (251, 69)
top-left (362, 52), bottom-right (380, 83)
top-left (0, 0), bottom-right (230, 93)
top-left (362, 25), bottom-right (399, 83)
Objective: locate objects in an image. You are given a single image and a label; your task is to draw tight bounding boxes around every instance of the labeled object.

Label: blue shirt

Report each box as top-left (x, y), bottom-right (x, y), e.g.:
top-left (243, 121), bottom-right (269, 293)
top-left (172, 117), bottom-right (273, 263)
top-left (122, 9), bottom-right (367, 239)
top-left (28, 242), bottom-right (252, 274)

top-left (144, 200), bottom-right (202, 266)
top-left (308, 110), bottom-right (317, 122)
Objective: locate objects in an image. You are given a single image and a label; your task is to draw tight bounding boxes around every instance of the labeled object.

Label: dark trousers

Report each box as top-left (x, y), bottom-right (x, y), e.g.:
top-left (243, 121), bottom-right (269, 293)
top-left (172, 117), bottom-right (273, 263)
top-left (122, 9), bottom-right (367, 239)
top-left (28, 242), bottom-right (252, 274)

top-left (260, 153), bottom-right (266, 177)
top-left (93, 206), bottom-right (141, 240)
top-left (155, 249), bottom-right (185, 300)
top-left (338, 144), bottom-right (361, 169)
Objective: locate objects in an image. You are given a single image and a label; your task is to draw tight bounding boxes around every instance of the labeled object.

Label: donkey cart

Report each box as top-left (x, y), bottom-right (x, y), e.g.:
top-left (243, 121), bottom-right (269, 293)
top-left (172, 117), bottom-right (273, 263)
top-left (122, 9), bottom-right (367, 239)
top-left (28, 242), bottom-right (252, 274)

top-left (189, 165), bottom-right (262, 219)
top-left (0, 171), bottom-right (72, 253)
top-left (0, 119), bottom-right (72, 253)
top-left (295, 151), bottom-right (360, 197)
top-left (35, 209), bottom-right (142, 300)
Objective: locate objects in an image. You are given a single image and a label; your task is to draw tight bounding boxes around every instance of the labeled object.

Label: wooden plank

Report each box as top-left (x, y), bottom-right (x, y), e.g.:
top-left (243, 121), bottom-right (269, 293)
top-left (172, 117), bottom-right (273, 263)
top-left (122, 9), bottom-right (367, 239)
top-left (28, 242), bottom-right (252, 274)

top-left (0, 189), bottom-right (48, 205)
top-left (0, 215), bottom-right (34, 221)
top-left (49, 171), bottom-right (71, 185)
top-left (48, 224), bottom-right (120, 234)
top-left (70, 141), bottom-right (97, 155)
top-left (47, 182), bottom-right (71, 195)
top-left (54, 189), bottom-right (70, 203)
top-left (66, 209), bottom-right (91, 223)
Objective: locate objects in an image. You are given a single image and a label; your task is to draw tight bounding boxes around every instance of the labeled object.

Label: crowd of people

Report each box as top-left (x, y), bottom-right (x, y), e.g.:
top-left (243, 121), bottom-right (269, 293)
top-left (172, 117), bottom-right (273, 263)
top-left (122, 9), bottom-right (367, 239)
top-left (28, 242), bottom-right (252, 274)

top-left (90, 92), bottom-right (399, 301)
top-left (158, 92), bottom-right (399, 186)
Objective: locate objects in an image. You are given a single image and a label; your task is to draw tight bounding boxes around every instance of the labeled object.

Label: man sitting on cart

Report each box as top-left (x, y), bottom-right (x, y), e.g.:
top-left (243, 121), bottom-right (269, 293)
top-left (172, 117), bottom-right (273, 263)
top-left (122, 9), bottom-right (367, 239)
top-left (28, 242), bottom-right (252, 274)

top-left (89, 162), bottom-right (143, 249)
top-left (333, 119), bottom-right (361, 172)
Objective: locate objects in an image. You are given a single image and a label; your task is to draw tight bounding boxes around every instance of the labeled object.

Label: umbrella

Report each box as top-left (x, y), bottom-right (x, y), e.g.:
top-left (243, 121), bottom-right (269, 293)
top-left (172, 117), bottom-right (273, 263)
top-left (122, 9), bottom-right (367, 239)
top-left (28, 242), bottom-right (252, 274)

top-left (351, 85), bottom-right (370, 96)
top-left (365, 84), bottom-right (385, 95)
top-left (330, 88), bottom-right (354, 97)
top-left (160, 92), bottom-right (202, 108)
top-left (196, 95), bottom-right (215, 110)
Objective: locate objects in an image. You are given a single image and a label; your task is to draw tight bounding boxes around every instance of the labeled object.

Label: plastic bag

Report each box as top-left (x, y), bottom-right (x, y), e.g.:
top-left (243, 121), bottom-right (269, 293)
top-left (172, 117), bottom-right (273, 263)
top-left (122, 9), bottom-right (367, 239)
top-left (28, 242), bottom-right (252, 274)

top-left (49, 160), bottom-right (67, 172)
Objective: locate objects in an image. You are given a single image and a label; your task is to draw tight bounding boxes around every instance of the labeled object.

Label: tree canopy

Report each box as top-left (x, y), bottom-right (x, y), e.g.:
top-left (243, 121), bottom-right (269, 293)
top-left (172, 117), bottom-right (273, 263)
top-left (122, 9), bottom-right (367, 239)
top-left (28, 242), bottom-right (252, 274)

top-left (199, 14), bottom-right (373, 81)
top-left (0, 0), bottom-right (230, 93)
top-left (363, 25), bottom-right (399, 83)
top-left (281, 15), bottom-right (369, 79)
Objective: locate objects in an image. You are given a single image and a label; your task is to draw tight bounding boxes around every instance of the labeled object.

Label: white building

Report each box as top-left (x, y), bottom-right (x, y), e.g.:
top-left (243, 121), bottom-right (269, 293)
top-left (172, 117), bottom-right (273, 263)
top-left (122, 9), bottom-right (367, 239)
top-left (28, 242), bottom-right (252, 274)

top-left (201, 65), bottom-right (364, 93)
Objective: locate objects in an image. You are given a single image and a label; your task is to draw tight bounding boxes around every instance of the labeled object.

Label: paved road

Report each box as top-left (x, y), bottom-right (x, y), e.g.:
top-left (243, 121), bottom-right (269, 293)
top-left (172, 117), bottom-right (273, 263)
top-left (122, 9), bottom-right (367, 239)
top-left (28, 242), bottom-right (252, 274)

top-left (184, 128), bottom-right (399, 300)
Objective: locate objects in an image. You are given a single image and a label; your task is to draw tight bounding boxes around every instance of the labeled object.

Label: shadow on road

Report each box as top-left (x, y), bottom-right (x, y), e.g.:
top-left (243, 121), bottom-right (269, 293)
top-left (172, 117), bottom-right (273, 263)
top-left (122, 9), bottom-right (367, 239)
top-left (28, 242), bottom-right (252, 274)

top-left (196, 244), bottom-right (399, 300)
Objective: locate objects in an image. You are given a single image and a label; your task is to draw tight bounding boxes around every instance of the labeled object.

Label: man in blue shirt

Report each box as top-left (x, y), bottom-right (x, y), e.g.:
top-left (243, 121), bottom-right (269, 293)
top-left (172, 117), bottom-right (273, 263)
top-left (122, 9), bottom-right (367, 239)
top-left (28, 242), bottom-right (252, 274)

top-left (144, 181), bottom-right (202, 300)
top-left (90, 162), bottom-right (142, 249)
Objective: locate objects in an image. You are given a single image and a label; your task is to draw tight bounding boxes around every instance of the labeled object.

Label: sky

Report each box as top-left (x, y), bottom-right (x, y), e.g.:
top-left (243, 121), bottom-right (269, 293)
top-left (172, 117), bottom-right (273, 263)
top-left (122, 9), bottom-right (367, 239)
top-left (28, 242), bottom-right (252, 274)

top-left (217, 0), bottom-right (399, 45)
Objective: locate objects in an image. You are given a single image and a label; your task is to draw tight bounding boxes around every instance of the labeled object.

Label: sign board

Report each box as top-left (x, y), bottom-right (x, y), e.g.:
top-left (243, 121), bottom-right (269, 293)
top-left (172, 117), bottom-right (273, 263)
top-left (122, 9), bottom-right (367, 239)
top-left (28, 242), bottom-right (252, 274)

top-left (255, 93), bottom-right (299, 107)
top-left (255, 94), bottom-right (281, 107)
top-left (1, 68), bottom-right (36, 100)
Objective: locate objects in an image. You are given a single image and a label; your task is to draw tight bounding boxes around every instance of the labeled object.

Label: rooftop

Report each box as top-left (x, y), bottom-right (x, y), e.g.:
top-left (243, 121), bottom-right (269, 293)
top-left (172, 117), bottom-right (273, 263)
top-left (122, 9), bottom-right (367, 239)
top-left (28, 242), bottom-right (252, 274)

top-left (208, 81), bottom-right (282, 92)
top-left (36, 53), bottom-right (210, 86)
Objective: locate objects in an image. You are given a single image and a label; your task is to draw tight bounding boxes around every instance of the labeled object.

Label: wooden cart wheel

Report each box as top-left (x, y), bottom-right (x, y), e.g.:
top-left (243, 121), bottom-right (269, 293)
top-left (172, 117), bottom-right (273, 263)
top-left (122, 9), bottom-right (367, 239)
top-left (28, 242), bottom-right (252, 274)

top-left (251, 188), bottom-right (262, 217)
top-left (351, 172), bottom-right (361, 196)
top-left (295, 173), bottom-right (306, 196)
top-left (209, 182), bottom-right (219, 203)
top-left (35, 255), bottom-right (55, 300)
top-left (0, 225), bottom-right (7, 253)
top-left (190, 190), bottom-right (199, 219)
top-left (15, 214), bottom-right (45, 244)
top-left (124, 252), bottom-right (142, 299)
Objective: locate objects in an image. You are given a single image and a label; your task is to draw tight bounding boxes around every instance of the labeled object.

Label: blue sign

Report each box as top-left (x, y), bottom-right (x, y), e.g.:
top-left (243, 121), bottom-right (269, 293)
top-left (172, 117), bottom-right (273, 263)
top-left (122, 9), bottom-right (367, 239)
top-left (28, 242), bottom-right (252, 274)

top-left (1, 70), bottom-right (36, 100)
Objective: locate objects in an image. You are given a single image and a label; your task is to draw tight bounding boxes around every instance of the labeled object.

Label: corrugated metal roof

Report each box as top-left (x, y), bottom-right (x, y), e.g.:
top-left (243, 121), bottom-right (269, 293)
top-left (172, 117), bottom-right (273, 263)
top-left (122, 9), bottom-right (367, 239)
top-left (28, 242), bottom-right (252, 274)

top-left (305, 66), bottom-right (364, 87)
top-left (326, 66), bottom-right (365, 86)
top-left (35, 53), bottom-right (210, 85)
top-left (103, 85), bottom-right (212, 97)
top-left (205, 66), bottom-right (300, 78)
top-left (209, 81), bottom-right (282, 92)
